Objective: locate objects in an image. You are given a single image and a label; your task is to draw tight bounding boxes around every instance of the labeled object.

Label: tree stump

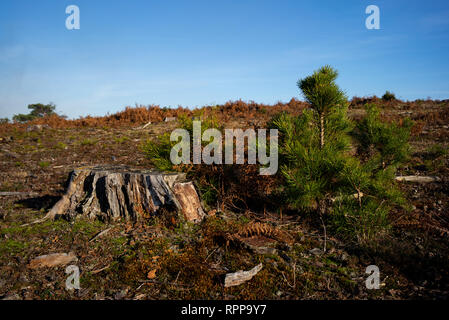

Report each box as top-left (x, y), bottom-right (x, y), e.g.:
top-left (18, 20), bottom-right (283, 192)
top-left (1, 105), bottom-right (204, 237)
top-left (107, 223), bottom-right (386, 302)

top-left (39, 165), bottom-right (205, 223)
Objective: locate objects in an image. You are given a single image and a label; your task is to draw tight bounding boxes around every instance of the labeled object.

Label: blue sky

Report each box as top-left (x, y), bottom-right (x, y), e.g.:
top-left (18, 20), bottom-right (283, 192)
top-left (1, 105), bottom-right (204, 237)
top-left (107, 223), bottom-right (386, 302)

top-left (1, 0), bottom-right (448, 119)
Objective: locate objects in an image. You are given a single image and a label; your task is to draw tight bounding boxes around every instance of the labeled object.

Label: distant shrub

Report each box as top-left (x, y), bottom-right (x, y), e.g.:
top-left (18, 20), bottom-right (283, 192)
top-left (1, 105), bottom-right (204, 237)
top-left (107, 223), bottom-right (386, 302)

top-left (382, 91), bottom-right (396, 101)
top-left (13, 103), bottom-right (61, 123)
top-left (271, 66), bottom-right (410, 244)
top-left (0, 118), bottom-right (9, 124)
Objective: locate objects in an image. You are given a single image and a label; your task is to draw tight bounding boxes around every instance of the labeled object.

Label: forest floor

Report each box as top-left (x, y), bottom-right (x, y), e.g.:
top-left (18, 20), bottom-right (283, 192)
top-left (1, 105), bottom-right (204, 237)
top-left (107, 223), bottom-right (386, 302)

top-left (0, 99), bottom-right (448, 300)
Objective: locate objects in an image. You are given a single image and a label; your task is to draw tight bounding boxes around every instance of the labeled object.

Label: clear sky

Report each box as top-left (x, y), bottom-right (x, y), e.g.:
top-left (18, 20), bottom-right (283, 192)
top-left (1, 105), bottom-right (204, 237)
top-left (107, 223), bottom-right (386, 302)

top-left (1, 0), bottom-right (448, 119)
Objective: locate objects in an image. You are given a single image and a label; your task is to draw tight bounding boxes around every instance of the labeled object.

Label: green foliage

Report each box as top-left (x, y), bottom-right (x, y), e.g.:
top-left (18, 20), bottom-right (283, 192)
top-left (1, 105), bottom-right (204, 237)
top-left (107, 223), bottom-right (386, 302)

top-left (298, 66), bottom-right (347, 115)
top-left (426, 143), bottom-right (448, 159)
top-left (142, 114), bottom-right (220, 172)
top-left (0, 239), bottom-right (28, 256)
top-left (273, 66), bottom-right (353, 211)
top-left (142, 114), bottom-right (263, 208)
top-left (114, 136), bottom-right (130, 144)
top-left (332, 196), bottom-right (391, 244)
top-left (355, 104), bottom-right (412, 170)
top-left (272, 66), bottom-right (411, 242)
top-left (421, 143), bottom-right (448, 173)
top-left (142, 132), bottom-right (177, 171)
top-left (0, 118), bottom-right (9, 124)
top-left (142, 114), bottom-right (224, 206)
top-left (382, 91), bottom-right (396, 101)
top-left (197, 174), bottom-right (220, 205)
top-left (271, 109), bottom-right (351, 210)
top-left (297, 65), bottom-right (348, 148)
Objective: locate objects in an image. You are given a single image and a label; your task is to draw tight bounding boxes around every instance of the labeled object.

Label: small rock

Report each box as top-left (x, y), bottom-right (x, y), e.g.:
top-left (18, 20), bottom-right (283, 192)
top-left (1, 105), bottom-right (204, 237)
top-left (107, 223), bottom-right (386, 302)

top-left (164, 117), bottom-right (177, 122)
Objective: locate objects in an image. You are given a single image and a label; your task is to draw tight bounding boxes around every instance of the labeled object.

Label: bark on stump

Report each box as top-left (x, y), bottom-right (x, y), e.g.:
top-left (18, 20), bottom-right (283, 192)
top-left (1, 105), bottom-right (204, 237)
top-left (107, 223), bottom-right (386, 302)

top-left (42, 165), bottom-right (205, 223)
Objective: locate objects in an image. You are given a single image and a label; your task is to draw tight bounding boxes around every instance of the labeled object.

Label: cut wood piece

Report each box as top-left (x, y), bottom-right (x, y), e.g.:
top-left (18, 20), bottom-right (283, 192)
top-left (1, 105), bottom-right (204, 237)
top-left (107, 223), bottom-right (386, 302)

top-left (224, 263), bottom-right (263, 288)
top-left (25, 165), bottom-right (204, 225)
top-left (28, 252), bottom-right (78, 269)
top-left (395, 175), bottom-right (441, 183)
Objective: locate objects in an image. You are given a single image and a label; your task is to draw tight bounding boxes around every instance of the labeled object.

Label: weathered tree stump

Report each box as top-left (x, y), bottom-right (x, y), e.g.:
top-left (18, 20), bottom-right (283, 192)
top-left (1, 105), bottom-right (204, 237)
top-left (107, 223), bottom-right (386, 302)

top-left (30, 165), bottom-right (205, 224)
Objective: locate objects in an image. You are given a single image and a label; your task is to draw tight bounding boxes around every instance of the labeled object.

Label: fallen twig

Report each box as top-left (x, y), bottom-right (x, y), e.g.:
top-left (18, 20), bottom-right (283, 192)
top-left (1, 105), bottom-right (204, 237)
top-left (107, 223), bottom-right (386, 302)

top-left (141, 121), bottom-right (152, 129)
top-left (91, 264), bottom-right (111, 275)
top-left (89, 227), bottom-right (112, 242)
top-left (281, 262), bottom-right (296, 288)
top-left (204, 247), bottom-right (218, 262)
